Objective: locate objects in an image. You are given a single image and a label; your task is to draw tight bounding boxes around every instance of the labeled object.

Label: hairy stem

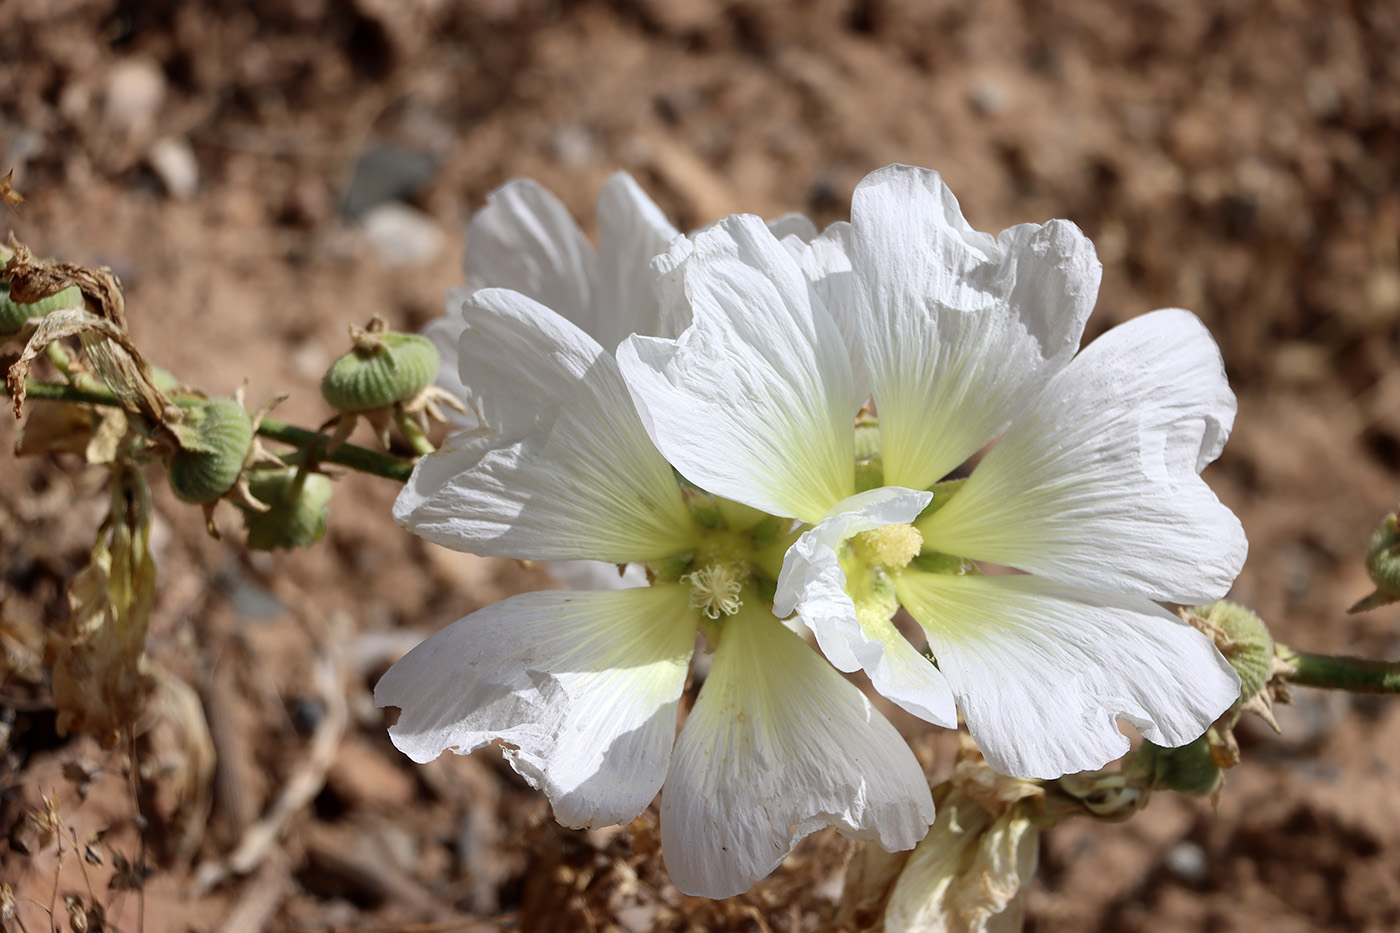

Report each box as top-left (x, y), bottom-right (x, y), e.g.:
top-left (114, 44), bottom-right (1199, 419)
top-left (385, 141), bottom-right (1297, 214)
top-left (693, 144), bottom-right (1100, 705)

top-left (1278, 644), bottom-right (1400, 694)
top-left (13, 380), bottom-right (415, 483)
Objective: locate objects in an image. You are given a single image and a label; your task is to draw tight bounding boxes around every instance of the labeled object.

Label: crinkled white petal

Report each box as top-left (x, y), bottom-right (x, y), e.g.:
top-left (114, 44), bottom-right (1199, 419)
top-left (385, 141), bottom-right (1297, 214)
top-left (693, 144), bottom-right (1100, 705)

top-left (422, 288), bottom-right (480, 429)
top-left (894, 571), bottom-right (1241, 780)
top-left (773, 488), bottom-right (956, 727)
top-left (547, 559), bottom-right (649, 591)
top-left (462, 178), bottom-right (597, 331)
top-left (919, 308), bottom-right (1246, 604)
top-left (394, 289), bottom-right (695, 562)
top-left (782, 221), bottom-right (868, 406)
top-left (661, 605), bottom-right (934, 898)
top-left (593, 172), bottom-right (681, 352)
top-left (619, 215), bottom-right (856, 523)
top-left (845, 164), bottom-right (1102, 490)
top-left (376, 586), bottom-right (697, 828)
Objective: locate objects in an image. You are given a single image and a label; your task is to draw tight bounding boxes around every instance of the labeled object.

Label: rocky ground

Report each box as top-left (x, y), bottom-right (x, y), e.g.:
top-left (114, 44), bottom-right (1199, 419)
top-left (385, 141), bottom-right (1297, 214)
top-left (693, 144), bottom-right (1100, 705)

top-left (2, 0), bottom-right (1400, 930)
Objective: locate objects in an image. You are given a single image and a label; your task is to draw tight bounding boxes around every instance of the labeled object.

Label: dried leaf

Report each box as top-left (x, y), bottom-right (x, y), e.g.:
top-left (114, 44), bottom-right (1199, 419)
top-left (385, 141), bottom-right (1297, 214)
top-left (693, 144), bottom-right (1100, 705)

top-left (64, 895), bottom-right (88, 933)
top-left (49, 462), bottom-right (157, 746)
top-left (4, 238), bottom-right (179, 434)
top-left (61, 760), bottom-right (100, 801)
top-left (0, 170), bottom-right (25, 212)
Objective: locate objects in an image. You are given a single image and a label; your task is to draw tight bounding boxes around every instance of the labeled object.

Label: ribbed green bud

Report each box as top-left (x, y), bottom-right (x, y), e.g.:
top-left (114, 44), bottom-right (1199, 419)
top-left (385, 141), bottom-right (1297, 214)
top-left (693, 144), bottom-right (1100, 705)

top-left (1187, 600), bottom-right (1274, 704)
top-left (0, 283), bottom-right (82, 335)
top-left (321, 331), bottom-right (438, 413)
top-left (240, 469), bottom-right (333, 551)
top-left (1366, 514), bottom-right (1400, 594)
top-left (168, 398), bottom-right (254, 504)
top-left (1134, 736), bottom-right (1222, 796)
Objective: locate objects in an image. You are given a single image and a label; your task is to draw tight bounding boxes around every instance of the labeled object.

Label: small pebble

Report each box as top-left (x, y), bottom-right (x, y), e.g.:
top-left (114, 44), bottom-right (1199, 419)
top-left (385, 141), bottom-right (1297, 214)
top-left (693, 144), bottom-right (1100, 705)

top-left (1163, 840), bottom-right (1208, 883)
top-left (148, 137), bottom-right (200, 199)
top-left (360, 202), bottom-right (443, 267)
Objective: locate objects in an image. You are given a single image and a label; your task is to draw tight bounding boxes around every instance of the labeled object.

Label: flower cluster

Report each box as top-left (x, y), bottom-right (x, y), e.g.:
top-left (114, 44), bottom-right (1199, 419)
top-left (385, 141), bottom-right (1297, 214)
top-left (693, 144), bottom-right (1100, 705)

top-left (375, 165), bottom-right (1246, 898)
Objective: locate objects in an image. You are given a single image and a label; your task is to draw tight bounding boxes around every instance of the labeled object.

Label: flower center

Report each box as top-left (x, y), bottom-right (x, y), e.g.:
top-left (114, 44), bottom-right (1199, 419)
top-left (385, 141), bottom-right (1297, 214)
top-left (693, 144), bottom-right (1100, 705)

top-left (851, 523), bottom-right (923, 570)
top-left (683, 561), bottom-right (747, 619)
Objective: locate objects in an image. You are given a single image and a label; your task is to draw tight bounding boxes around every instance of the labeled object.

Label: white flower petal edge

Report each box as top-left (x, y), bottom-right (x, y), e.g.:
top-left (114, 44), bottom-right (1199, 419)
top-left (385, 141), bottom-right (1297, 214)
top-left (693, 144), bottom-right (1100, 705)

top-left (919, 308), bottom-right (1247, 604)
top-left (394, 288), bottom-right (695, 562)
top-left (845, 164), bottom-right (1102, 490)
top-left (661, 604), bottom-right (935, 898)
top-left (618, 214), bottom-right (856, 524)
top-left (774, 488), bottom-right (957, 728)
top-left (422, 288), bottom-right (480, 428)
top-left (593, 172), bottom-right (682, 352)
top-left (894, 572), bottom-right (1240, 780)
top-left (375, 586), bottom-right (697, 828)
top-left (461, 178), bottom-right (596, 329)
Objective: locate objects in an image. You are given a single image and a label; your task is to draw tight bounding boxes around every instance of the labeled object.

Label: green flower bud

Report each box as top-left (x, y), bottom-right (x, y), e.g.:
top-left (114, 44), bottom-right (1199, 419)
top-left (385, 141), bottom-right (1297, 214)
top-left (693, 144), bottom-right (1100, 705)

top-left (168, 398), bottom-right (255, 504)
top-left (240, 469), bottom-right (333, 551)
top-left (1134, 736), bottom-right (1222, 796)
top-left (1186, 600), bottom-right (1274, 705)
top-left (321, 329), bottom-right (438, 413)
top-left (0, 283), bottom-right (82, 335)
top-left (1366, 513), bottom-right (1400, 594)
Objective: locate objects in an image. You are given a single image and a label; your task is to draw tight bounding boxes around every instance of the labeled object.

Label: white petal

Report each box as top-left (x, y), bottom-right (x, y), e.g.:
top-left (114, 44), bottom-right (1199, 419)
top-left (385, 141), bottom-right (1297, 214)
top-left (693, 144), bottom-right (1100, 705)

top-left (766, 212), bottom-right (819, 242)
top-left (547, 559), bottom-right (649, 591)
top-left (394, 289), bottom-right (696, 562)
top-left (846, 164), bottom-right (1102, 490)
top-left (593, 172), bottom-right (681, 352)
top-left (894, 571), bottom-right (1241, 780)
top-left (783, 221), bottom-right (868, 405)
top-left (375, 586), bottom-right (697, 828)
top-left (422, 288), bottom-right (482, 429)
top-left (919, 309), bottom-right (1246, 604)
top-left (661, 606), bottom-right (934, 898)
top-left (618, 215), bottom-right (856, 523)
top-left (463, 178), bottom-right (598, 335)
top-left (773, 488), bottom-right (956, 727)
top-left (650, 234), bottom-right (697, 339)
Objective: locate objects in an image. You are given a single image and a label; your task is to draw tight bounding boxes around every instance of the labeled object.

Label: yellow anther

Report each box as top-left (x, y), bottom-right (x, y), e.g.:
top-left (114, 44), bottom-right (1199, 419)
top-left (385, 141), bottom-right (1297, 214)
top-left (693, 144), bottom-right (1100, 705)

top-left (851, 523), bottom-right (923, 570)
top-left (682, 562), bottom-right (746, 619)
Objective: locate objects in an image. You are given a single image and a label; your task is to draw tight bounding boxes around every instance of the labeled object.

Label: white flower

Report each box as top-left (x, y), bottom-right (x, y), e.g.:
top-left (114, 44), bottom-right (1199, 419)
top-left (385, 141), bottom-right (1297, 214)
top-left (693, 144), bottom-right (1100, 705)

top-left (617, 163), bottom-right (1247, 780)
top-left (425, 172), bottom-right (824, 593)
top-left (380, 286), bottom-right (935, 898)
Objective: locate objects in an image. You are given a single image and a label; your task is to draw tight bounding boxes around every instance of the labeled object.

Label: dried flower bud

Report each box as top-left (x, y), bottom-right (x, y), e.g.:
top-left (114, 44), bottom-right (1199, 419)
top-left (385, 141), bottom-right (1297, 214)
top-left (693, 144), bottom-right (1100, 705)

top-left (168, 397), bottom-right (255, 504)
top-left (239, 468), bottom-right (333, 551)
top-left (0, 282), bottom-right (82, 335)
top-left (320, 326), bottom-right (438, 413)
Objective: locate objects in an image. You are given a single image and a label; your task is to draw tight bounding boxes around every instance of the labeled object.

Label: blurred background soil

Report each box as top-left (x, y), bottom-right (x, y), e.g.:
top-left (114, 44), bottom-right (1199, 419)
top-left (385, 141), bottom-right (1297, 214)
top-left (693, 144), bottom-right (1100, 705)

top-left (2, 0), bottom-right (1400, 930)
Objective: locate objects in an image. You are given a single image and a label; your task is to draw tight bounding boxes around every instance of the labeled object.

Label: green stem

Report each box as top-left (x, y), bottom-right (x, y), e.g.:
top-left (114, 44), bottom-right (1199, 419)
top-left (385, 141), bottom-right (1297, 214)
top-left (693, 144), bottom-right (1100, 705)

top-left (258, 417), bottom-right (413, 483)
top-left (394, 408), bottom-right (436, 457)
top-left (14, 380), bottom-right (415, 483)
top-left (1278, 644), bottom-right (1400, 694)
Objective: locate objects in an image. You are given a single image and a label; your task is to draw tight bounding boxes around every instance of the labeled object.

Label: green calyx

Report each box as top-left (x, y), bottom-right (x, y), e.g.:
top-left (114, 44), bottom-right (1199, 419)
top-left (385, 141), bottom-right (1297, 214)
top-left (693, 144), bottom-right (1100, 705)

top-left (1185, 600), bottom-right (1274, 705)
top-left (321, 324), bottom-right (438, 413)
top-left (239, 468), bottom-right (333, 551)
top-left (1133, 735), bottom-right (1222, 796)
top-left (0, 282), bottom-right (83, 335)
top-left (168, 397), bottom-right (255, 504)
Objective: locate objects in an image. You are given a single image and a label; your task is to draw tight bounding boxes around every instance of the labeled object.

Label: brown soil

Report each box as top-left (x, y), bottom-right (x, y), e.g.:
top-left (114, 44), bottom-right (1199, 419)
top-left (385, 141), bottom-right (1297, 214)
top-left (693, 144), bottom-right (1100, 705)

top-left (2, 1), bottom-right (1399, 931)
